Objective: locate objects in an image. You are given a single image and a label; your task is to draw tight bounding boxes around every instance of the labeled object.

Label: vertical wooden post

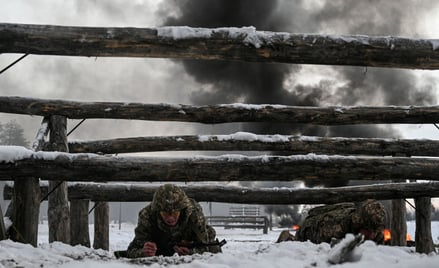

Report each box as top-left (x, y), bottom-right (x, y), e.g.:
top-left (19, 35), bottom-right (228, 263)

top-left (93, 202), bottom-right (109, 250)
top-left (48, 115), bottom-right (70, 244)
top-left (70, 200), bottom-right (90, 247)
top-left (10, 179), bottom-right (40, 246)
top-left (415, 197), bottom-right (434, 254)
top-left (6, 118), bottom-right (49, 246)
top-left (263, 217), bottom-right (268, 234)
top-left (269, 213), bottom-right (273, 231)
top-left (390, 199), bottom-right (407, 246)
top-left (0, 205), bottom-right (7, 240)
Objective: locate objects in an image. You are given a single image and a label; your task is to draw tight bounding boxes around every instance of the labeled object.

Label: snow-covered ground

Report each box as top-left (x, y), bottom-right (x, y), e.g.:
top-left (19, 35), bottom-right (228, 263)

top-left (0, 221), bottom-right (438, 268)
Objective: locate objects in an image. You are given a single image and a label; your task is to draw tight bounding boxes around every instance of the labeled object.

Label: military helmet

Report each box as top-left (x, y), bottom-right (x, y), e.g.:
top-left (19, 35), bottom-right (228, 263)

top-left (151, 184), bottom-right (191, 212)
top-left (352, 199), bottom-right (385, 229)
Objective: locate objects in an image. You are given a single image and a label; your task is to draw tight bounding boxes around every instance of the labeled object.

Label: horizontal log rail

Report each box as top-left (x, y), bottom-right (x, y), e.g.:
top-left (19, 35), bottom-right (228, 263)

top-left (69, 133), bottom-right (439, 156)
top-left (1, 23), bottom-right (439, 69)
top-left (3, 96), bottom-right (439, 125)
top-left (2, 147), bottom-right (439, 182)
top-left (4, 182), bottom-right (439, 204)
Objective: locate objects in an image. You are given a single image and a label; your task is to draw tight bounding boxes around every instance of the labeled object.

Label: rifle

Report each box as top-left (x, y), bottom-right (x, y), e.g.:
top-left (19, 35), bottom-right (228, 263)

top-left (114, 239), bottom-right (227, 259)
top-left (172, 238), bottom-right (227, 249)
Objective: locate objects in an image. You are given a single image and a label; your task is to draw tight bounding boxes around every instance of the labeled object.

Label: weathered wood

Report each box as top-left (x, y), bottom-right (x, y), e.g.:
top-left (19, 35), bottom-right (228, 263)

top-left (10, 178), bottom-right (40, 246)
top-left (415, 197), bottom-right (434, 253)
top-left (3, 152), bottom-right (439, 182)
top-left (7, 118), bottom-right (48, 246)
top-left (32, 117), bottom-right (50, 151)
top-left (47, 115), bottom-right (70, 244)
top-left (390, 199), bottom-right (407, 246)
top-left (1, 23), bottom-right (439, 69)
top-left (70, 199), bottom-right (90, 247)
top-left (0, 203), bottom-right (7, 240)
top-left (5, 96), bottom-right (439, 125)
top-left (68, 134), bottom-right (439, 156)
top-left (5, 182), bottom-right (439, 204)
top-left (93, 202), bottom-right (109, 250)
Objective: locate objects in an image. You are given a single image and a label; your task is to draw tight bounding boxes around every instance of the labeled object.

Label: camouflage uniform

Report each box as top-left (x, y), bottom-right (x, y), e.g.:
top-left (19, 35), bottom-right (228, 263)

top-left (278, 200), bottom-right (385, 244)
top-left (126, 184), bottom-right (221, 258)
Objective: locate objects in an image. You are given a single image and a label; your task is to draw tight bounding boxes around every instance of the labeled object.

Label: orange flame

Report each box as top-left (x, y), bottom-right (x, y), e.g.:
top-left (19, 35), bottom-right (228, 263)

top-left (383, 229), bottom-right (412, 242)
top-left (383, 229), bottom-right (391, 241)
top-left (292, 224), bottom-right (300, 231)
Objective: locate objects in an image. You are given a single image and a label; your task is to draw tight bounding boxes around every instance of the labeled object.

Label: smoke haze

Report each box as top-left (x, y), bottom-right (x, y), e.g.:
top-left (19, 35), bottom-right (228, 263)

top-left (160, 0), bottom-right (437, 138)
top-left (158, 0), bottom-right (439, 197)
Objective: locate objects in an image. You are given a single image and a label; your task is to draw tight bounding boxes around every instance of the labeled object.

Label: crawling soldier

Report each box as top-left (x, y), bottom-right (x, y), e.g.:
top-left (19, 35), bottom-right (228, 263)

top-left (126, 184), bottom-right (222, 257)
top-left (277, 199), bottom-right (385, 244)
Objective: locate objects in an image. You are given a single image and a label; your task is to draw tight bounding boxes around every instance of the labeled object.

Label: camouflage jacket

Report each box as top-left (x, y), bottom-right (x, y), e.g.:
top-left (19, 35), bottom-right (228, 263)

top-left (126, 198), bottom-right (220, 258)
top-left (296, 201), bottom-right (385, 244)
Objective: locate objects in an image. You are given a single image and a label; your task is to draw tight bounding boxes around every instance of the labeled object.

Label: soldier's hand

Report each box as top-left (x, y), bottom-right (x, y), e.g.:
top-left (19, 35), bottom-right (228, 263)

top-left (143, 241), bottom-right (157, 257)
top-left (173, 240), bottom-right (191, 255)
top-left (173, 245), bottom-right (191, 255)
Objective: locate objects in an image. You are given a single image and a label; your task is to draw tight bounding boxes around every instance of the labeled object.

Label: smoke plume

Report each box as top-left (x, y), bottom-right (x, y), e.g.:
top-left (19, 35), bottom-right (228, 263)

top-left (158, 0), bottom-right (438, 216)
top-left (160, 0), bottom-right (436, 136)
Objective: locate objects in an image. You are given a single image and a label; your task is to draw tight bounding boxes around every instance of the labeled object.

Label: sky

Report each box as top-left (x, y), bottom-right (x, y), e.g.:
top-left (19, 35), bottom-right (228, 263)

top-left (1, 0), bottom-right (439, 219)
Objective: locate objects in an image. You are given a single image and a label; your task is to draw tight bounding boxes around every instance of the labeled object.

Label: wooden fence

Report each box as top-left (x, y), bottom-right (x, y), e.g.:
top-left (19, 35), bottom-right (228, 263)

top-left (1, 23), bottom-right (439, 254)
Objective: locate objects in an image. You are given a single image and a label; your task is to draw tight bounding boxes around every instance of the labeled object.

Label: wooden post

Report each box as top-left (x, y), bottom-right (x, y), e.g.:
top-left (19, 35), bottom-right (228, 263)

top-left (415, 197), bottom-right (434, 253)
top-left (9, 179), bottom-right (40, 246)
top-left (271, 213), bottom-right (275, 231)
top-left (0, 205), bottom-right (6, 240)
top-left (390, 199), bottom-right (407, 246)
top-left (263, 217), bottom-right (268, 234)
top-left (70, 200), bottom-right (90, 247)
top-left (6, 118), bottom-right (48, 246)
top-left (93, 202), bottom-right (109, 250)
top-left (48, 115), bottom-right (70, 244)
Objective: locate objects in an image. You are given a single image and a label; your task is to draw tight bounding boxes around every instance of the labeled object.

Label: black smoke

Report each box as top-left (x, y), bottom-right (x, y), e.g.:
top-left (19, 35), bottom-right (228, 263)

top-left (158, 0), bottom-right (438, 219)
top-left (160, 0), bottom-right (330, 137)
top-left (159, 0), bottom-right (437, 154)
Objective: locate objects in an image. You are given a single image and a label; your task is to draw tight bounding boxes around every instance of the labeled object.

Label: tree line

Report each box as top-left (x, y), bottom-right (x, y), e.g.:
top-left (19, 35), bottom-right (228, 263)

top-left (0, 120), bottom-right (28, 147)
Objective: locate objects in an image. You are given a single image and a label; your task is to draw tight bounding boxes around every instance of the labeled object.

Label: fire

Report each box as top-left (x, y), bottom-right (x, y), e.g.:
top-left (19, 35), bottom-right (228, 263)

top-left (383, 229), bottom-right (412, 242)
top-left (292, 224), bottom-right (300, 231)
top-left (383, 229), bottom-right (391, 241)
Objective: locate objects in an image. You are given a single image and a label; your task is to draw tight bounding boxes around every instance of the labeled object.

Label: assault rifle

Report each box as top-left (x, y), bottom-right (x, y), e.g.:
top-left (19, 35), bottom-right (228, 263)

top-left (114, 238), bottom-right (227, 259)
top-left (172, 238), bottom-right (227, 249)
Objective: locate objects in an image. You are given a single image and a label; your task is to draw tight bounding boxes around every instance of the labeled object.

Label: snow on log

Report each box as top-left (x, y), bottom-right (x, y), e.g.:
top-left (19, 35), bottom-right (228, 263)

top-left (1, 23), bottom-right (439, 69)
top-left (68, 133), bottom-right (439, 156)
top-left (4, 182), bottom-right (439, 204)
top-left (3, 96), bottom-right (439, 125)
top-left (1, 146), bottom-right (439, 182)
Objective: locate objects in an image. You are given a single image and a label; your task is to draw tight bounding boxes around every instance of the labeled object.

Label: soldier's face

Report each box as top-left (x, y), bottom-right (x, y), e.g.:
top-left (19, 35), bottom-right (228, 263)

top-left (160, 210), bottom-right (181, 226)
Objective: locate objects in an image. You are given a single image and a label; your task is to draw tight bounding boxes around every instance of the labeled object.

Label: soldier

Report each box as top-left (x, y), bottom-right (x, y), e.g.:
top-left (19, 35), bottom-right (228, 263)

top-left (276, 199), bottom-right (385, 244)
top-left (126, 184), bottom-right (222, 258)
